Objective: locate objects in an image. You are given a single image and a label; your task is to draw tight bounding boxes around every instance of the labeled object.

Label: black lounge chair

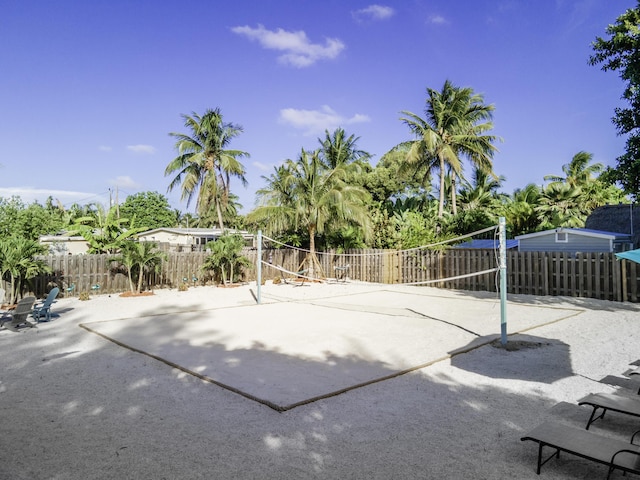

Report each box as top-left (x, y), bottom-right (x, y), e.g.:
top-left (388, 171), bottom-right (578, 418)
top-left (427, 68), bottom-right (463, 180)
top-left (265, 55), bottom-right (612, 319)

top-left (521, 421), bottom-right (640, 478)
top-left (578, 392), bottom-right (640, 429)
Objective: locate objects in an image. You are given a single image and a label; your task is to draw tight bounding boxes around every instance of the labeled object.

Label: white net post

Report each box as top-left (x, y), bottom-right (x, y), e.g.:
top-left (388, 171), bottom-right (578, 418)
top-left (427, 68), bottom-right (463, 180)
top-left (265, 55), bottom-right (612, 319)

top-left (256, 230), bottom-right (262, 304)
top-left (499, 217), bottom-right (507, 345)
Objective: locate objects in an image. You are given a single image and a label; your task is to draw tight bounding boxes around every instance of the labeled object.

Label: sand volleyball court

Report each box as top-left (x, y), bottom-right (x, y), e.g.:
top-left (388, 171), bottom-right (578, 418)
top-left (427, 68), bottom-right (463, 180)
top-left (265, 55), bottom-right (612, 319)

top-left (79, 283), bottom-right (582, 410)
top-left (3, 281), bottom-right (640, 479)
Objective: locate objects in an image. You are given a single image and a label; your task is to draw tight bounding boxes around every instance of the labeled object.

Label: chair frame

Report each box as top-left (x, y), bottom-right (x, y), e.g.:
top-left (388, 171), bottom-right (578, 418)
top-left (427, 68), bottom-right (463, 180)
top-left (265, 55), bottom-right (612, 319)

top-left (521, 421), bottom-right (640, 479)
top-left (0, 296), bottom-right (37, 330)
top-left (31, 287), bottom-right (60, 323)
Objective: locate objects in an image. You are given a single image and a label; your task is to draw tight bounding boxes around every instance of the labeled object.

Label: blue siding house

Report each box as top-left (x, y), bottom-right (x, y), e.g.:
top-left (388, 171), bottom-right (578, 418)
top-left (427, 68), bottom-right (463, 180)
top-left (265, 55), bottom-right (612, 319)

top-left (455, 239), bottom-right (518, 250)
top-left (516, 228), bottom-right (632, 253)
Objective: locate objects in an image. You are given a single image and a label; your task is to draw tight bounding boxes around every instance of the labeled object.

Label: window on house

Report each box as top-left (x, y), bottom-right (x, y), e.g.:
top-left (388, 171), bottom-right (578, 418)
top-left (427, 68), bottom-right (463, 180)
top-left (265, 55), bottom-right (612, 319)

top-left (555, 232), bottom-right (568, 243)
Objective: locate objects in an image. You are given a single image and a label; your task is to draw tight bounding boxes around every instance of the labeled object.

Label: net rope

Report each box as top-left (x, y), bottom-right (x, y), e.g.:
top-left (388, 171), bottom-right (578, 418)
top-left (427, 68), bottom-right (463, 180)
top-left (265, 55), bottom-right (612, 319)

top-left (259, 223), bottom-right (502, 287)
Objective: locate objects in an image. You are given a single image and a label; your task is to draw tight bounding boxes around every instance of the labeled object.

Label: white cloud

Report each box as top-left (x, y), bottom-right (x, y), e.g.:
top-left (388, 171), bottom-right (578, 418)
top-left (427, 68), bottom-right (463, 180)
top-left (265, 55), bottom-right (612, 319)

top-left (0, 187), bottom-right (109, 207)
top-left (126, 144), bottom-right (156, 154)
top-left (98, 145), bottom-right (112, 152)
top-left (231, 24), bottom-right (345, 68)
top-left (428, 14), bottom-right (448, 25)
top-left (353, 5), bottom-right (395, 21)
top-left (279, 105), bottom-right (371, 136)
top-left (252, 161), bottom-right (270, 172)
top-left (108, 176), bottom-right (141, 189)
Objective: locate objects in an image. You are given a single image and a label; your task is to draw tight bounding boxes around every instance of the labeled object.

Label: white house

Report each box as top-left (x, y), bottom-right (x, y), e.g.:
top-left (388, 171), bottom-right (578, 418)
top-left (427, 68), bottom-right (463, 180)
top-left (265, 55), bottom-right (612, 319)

top-left (137, 228), bottom-right (255, 251)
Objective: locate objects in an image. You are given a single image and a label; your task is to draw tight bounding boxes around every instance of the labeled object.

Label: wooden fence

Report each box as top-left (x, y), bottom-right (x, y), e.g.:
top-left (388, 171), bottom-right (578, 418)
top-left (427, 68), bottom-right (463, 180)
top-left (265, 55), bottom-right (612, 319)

top-left (11, 249), bottom-right (640, 303)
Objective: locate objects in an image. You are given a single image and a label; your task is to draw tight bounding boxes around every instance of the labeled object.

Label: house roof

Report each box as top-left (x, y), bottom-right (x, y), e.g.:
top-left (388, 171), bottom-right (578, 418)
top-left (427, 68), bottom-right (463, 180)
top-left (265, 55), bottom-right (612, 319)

top-left (455, 239), bottom-right (518, 249)
top-left (40, 234), bottom-right (86, 242)
top-left (515, 228), bottom-right (631, 241)
top-left (138, 227), bottom-right (252, 237)
top-left (586, 204), bottom-right (639, 246)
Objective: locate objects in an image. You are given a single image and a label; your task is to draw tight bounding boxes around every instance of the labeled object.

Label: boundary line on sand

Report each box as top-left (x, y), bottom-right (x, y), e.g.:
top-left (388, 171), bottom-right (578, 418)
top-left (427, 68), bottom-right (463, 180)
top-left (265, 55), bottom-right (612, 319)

top-left (78, 303), bottom-right (585, 413)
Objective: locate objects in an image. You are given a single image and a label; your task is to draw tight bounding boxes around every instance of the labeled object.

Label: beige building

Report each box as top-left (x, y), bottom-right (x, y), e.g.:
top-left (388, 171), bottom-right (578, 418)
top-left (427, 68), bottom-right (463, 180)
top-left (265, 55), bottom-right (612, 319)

top-left (40, 234), bottom-right (90, 255)
top-left (40, 228), bottom-right (255, 255)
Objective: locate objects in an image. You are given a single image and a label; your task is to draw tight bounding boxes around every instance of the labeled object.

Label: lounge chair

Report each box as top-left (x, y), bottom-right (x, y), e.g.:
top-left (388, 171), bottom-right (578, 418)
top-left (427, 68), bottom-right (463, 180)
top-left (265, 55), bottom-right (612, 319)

top-left (31, 287), bottom-right (59, 322)
top-left (521, 421), bottom-right (640, 478)
top-left (599, 374), bottom-right (640, 395)
top-left (0, 296), bottom-right (37, 330)
top-left (578, 392), bottom-right (640, 429)
top-left (628, 366), bottom-right (640, 377)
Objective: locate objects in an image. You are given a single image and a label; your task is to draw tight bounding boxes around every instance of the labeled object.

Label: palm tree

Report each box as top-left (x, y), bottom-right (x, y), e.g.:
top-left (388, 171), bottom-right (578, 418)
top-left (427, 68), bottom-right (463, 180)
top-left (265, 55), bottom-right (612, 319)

top-left (318, 128), bottom-right (370, 169)
top-left (165, 108), bottom-right (249, 229)
top-left (544, 151), bottom-right (604, 188)
top-left (248, 148), bottom-right (372, 277)
top-left (202, 234), bottom-right (251, 285)
top-left (456, 167), bottom-right (505, 212)
top-left (198, 191), bottom-right (244, 229)
top-left (112, 241), bottom-right (167, 294)
top-left (399, 80), bottom-right (499, 217)
top-left (537, 183), bottom-right (585, 228)
top-left (544, 151), bottom-right (626, 213)
top-left (499, 184), bottom-right (543, 236)
top-left (0, 237), bottom-right (51, 304)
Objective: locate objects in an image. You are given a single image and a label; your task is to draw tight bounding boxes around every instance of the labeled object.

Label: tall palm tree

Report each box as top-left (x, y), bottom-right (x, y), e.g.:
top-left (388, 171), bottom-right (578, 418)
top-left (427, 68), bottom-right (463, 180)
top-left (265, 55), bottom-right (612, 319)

top-left (318, 128), bottom-right (370, 169)
top-left (248, 148), bottom-right (372, 277)
top-left (165, 108), bottom-right (249, 229)
top-left (399, 80), bottom-right (499, 217)
top-left (544, 151), bottom-right (604, 188)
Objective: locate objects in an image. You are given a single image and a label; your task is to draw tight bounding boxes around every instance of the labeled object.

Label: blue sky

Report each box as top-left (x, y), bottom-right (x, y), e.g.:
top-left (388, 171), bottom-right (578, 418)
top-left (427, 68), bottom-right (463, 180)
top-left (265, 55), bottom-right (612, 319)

top-left (0, 1), bottom-right (636, 214)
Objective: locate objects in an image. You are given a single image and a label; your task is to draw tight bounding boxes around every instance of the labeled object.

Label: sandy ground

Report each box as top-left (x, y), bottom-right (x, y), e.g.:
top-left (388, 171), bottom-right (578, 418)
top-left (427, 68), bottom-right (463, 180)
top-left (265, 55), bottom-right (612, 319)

top-left (1, 282), bottom-right (640, 479)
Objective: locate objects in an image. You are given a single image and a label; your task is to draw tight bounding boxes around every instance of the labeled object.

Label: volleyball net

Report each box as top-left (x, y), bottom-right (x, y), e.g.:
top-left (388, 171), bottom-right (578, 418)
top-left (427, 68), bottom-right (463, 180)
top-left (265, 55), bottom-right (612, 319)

top-left (257, 223), bottom-right (504, 289)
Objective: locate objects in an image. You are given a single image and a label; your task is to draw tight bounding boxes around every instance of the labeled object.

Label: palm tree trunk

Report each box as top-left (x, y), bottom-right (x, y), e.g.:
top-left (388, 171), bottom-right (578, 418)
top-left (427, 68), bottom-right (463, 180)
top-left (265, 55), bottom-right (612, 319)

top-left (216, 200), bottom-right (225, 230)
top-left (9, 275), bottom-right (16, 304)
top-left (137, 267), bottom-right (144, 294)
top-left (128, 270), bottom-right (135, 293)
top-left (451, 171), bottom-right (458, 215)
top-left (438, 158), bottom-right (446, 218)
top-left (306, 225), bottom-right (323, 279)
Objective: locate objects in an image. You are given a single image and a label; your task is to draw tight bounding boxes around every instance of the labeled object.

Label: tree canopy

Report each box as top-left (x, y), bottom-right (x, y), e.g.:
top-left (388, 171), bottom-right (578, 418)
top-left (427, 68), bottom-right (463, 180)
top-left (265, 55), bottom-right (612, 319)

top-left (118, 191), bottom-right (176, 230)
top-left (590, 2), bottom-right (640, 197)
top-left (398, 80), bottom-right (499, 218)
top-left (166, 108), bottom-right (249, 229)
